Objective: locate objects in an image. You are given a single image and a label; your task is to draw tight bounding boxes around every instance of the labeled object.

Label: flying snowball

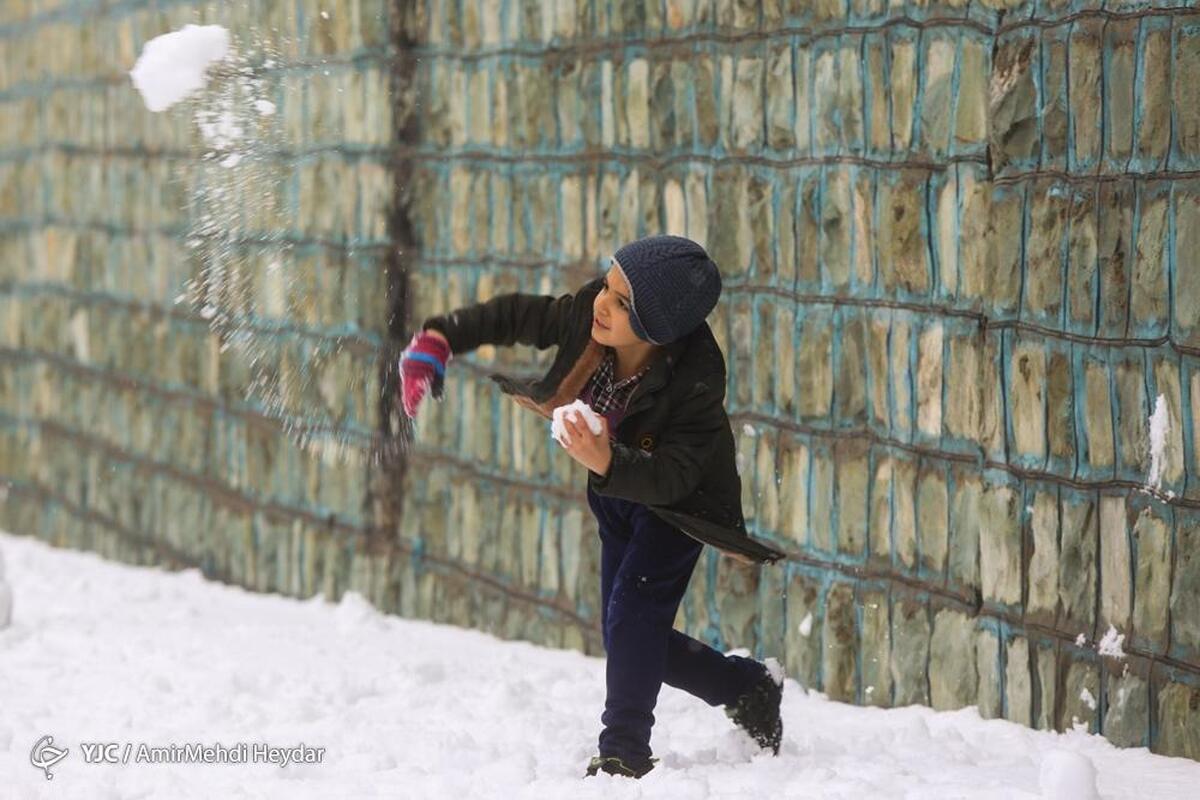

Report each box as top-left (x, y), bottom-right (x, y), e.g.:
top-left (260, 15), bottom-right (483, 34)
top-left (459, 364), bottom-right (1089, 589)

top-left (551, 401), bottom-right (603, 448)
top-left (130, 24), bottom-right (231, 112)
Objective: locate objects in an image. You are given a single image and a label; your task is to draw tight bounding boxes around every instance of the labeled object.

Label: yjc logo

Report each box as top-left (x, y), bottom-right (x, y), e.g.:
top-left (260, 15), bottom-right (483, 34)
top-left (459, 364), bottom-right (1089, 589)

top-left (30, 734), bottom-right (69, 780)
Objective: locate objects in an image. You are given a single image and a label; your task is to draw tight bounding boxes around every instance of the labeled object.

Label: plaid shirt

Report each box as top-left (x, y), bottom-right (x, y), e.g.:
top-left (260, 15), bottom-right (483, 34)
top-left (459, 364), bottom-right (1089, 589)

top-left (579, 347), bottom-right (651, 432)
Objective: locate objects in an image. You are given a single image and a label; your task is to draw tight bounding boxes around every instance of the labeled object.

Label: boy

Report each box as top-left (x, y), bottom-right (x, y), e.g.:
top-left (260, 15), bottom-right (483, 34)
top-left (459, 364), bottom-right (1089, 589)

top-left (401, 234), bottom-right (786, 779)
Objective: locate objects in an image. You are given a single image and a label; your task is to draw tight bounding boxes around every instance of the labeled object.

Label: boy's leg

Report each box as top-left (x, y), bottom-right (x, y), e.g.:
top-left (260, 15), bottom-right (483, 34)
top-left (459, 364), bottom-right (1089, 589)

top-left (586, 484), bottom-right (631, 653)
top-left (663, 630), bottom-right (767, 707)
top-left (596, 502), bottom-right (704, 765)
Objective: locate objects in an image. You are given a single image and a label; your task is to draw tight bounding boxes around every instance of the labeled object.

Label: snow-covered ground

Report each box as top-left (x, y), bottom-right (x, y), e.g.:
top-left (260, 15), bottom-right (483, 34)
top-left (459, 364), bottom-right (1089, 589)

top-left (1, 532), bottom-right (1197, 799)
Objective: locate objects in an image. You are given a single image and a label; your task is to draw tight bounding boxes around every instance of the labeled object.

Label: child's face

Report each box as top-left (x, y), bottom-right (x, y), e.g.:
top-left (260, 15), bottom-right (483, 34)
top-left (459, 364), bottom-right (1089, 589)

top-left (591, 261), bottom-right (642, 346)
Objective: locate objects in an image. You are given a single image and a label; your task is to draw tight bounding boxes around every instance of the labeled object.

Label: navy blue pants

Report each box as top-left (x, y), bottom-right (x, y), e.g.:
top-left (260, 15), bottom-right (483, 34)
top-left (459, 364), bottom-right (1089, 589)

top-left (586, 483), bottom-right (765, 764)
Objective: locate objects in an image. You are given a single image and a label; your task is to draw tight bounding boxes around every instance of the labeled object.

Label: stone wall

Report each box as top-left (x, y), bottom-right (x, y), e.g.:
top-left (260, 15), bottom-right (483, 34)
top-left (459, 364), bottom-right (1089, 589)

top-left (402, 0), bottom-right (1200, 760)
top-left (0, 1), bottom-right (396, 606)
top-left (1, 0), bottom-right (1197, 761)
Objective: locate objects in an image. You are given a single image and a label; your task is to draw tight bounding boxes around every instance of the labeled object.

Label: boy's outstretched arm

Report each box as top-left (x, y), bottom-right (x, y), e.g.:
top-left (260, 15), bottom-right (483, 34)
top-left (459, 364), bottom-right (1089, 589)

top-left (420, 289), bottom-right (579, 355)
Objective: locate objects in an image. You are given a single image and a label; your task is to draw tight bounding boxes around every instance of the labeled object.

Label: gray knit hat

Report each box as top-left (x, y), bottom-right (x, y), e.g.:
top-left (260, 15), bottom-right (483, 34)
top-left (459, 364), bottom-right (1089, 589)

top-left (611, 234), bottom-right (722, 345)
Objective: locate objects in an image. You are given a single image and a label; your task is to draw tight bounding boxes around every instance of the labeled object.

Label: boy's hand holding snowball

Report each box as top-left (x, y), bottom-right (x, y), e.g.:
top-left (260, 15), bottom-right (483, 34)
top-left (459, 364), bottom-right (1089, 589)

top-left (552, 401), bottom-right (612, 477)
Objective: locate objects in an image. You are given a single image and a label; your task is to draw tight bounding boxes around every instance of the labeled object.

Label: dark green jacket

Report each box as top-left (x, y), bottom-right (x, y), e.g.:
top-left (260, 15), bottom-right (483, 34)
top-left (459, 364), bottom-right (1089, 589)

top-left (421, 276), bottom-right (786, 565)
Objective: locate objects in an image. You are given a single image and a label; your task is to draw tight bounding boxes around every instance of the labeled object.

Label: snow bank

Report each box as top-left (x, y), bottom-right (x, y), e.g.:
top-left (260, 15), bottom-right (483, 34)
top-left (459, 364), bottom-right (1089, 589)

top-left (0, 544), bottom-right (10, 629)
top-left (129, 24), bottom-right (231, 112)
top-left (1, 531), bottom-right (1198, 798)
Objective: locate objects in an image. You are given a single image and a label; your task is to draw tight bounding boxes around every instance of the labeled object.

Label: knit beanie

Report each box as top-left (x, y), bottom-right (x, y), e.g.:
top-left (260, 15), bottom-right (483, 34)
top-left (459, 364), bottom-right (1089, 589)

top-left (611, 234), bottom-right (722, 345)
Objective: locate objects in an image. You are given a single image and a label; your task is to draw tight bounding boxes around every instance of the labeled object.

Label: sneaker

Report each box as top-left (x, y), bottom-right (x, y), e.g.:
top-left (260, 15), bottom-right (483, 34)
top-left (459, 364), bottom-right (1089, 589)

top-left (583, 754), bottom-right (658, 779)
top-left (724, 656), bottom-right (784, 755)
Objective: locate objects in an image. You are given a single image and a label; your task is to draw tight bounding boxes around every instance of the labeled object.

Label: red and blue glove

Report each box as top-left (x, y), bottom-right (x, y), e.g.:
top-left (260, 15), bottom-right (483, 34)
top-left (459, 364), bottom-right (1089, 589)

top-left (399, 330), bottom-right (452, 418)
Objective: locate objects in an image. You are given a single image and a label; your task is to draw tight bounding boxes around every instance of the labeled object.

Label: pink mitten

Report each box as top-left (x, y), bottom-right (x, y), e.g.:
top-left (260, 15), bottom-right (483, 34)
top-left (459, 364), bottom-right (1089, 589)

top-left (399, 330), bottom-right (452, 418)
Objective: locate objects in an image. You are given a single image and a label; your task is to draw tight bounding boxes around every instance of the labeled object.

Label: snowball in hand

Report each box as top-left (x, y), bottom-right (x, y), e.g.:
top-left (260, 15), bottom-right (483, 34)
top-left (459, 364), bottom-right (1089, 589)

top-left (130, 24), bottom-right (231, 112)
top-left (551, 400), bottom-right (603, 447)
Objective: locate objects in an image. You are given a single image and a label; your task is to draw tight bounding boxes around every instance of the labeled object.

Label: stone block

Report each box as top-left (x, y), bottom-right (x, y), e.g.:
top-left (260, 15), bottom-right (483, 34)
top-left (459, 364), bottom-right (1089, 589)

top-left (865, 34), bottom-right (890, 154)
top-left (865, 317), bottom-right (889, 431)
top-left (810, 445), bottom-right (834, 553)
top-left (944, 333), bottom-right (984, 444)
top-left (1059, 491), bottom-right (1098, 637)
top-left (758, 553), bottom-right (787, 659)
top-left (1104, 21), bottom-right (1137, 171)
top-left (980, 479), bottom-right (1021, 607)
top-left (889, 34), bottom-right (916, 151)
top-left (796, 172), bottom-right (822, 287)
top-left (775, 305), bottom-right (796, 416)
top-left (916, 322), bottom-right (943, 440)
top-left (693, 57), bottom-right (717, 147)
top-left (1005, 636), bottom-right (1033, 726)
top-left (1132, 506), bottom-right (1171, 657)
top-left (778, 435), bottom-right (810, 548)
top-left (1009, 337), bottom-right (1047, 464)
top-left (1040, 32), bottom-right (1069, 170)
top-left (955, 37), bottom-right (989, 149)
top-left (1131, 184), bottom-right (1170, 335)
top-left (890, 316), bottom-right (913, 438)
top-left (1100, 494), bottom-right (1132, 631)
top-left (1033, 642), bottom-right (1058, 730)
top-left (1023, 181), bottom-right (1069, 324)
top-left (987, 186), bottom-right (1024, 314)
top-left (717, 555), bottom-right (760, 652)
top-left (892, 455), bottom-right (918, 571)
top-left (1083, 356), bottom-right (1115, 472)
top-left (763, 43), bottom-right (794, 145)
top-left (834, 438), bottom-right (869, 558)
top-left (976, 627), bottom-right (1002, 720)
top-left (792, 44), bottom-right (811, 154)
top-left (1175, 185), bottom-right (1200, 347)
top-left (1104, 663), bottom-right (1149, 748)
top-left (1069, 21), bottom-right (1103, 171)
top-left (755, 428), bottom-right (781, 535)
top-left (934, 171), bottom-right (958, 297)
top-left (1170, 514), bottom-right (1200, 662)
top-left (1027, 488), bottom-right (1060, 627)
top-left (784, 570), bottom-right (822, 691)
top-left (1046, 347), bottom-right (1076, 469)
top-left (930, 607), bottom-right (978, 710)
top-left (648, 60), bottom-right (674, 151)
top-left (822, 582), bottom-right (857, 702)
top-left (797, 312), bottom-right (833, 421)
top-left (836, 312), bottom-right (867, 425)
top-left (890, 595), bottom-right (930, 706)
top-left (989, 33), bottom-right (1038, 174)
top-left (1097, 183), bottom-right (1134, 337)
top-left (1154, 680), bottom-right (1200, 760)
top-left (813, 47), bottom-right (838, 151)
top-left (868, 455), bottom-right (893, 565)
top-left (1066, 186), bottom-right (1098, 332)
top-left (1114, 355), bottom-right (1151, 481)
top-left (861, 590), bottom-right (891, 707)
top-left (729, 56), bottom-right (763, 152)
top-left (822, 167), bottom-right (852, 289)
top-left (878, 172), bottom-right (929, 296)
top-left (1061, 657), bottom-right (1101, 733)
top-left (948, 468), bottom-right (982, 594)
top-left (919, 35), bottom-right (956, 157)
top-left (917, 463), bottom-right (948, 579)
